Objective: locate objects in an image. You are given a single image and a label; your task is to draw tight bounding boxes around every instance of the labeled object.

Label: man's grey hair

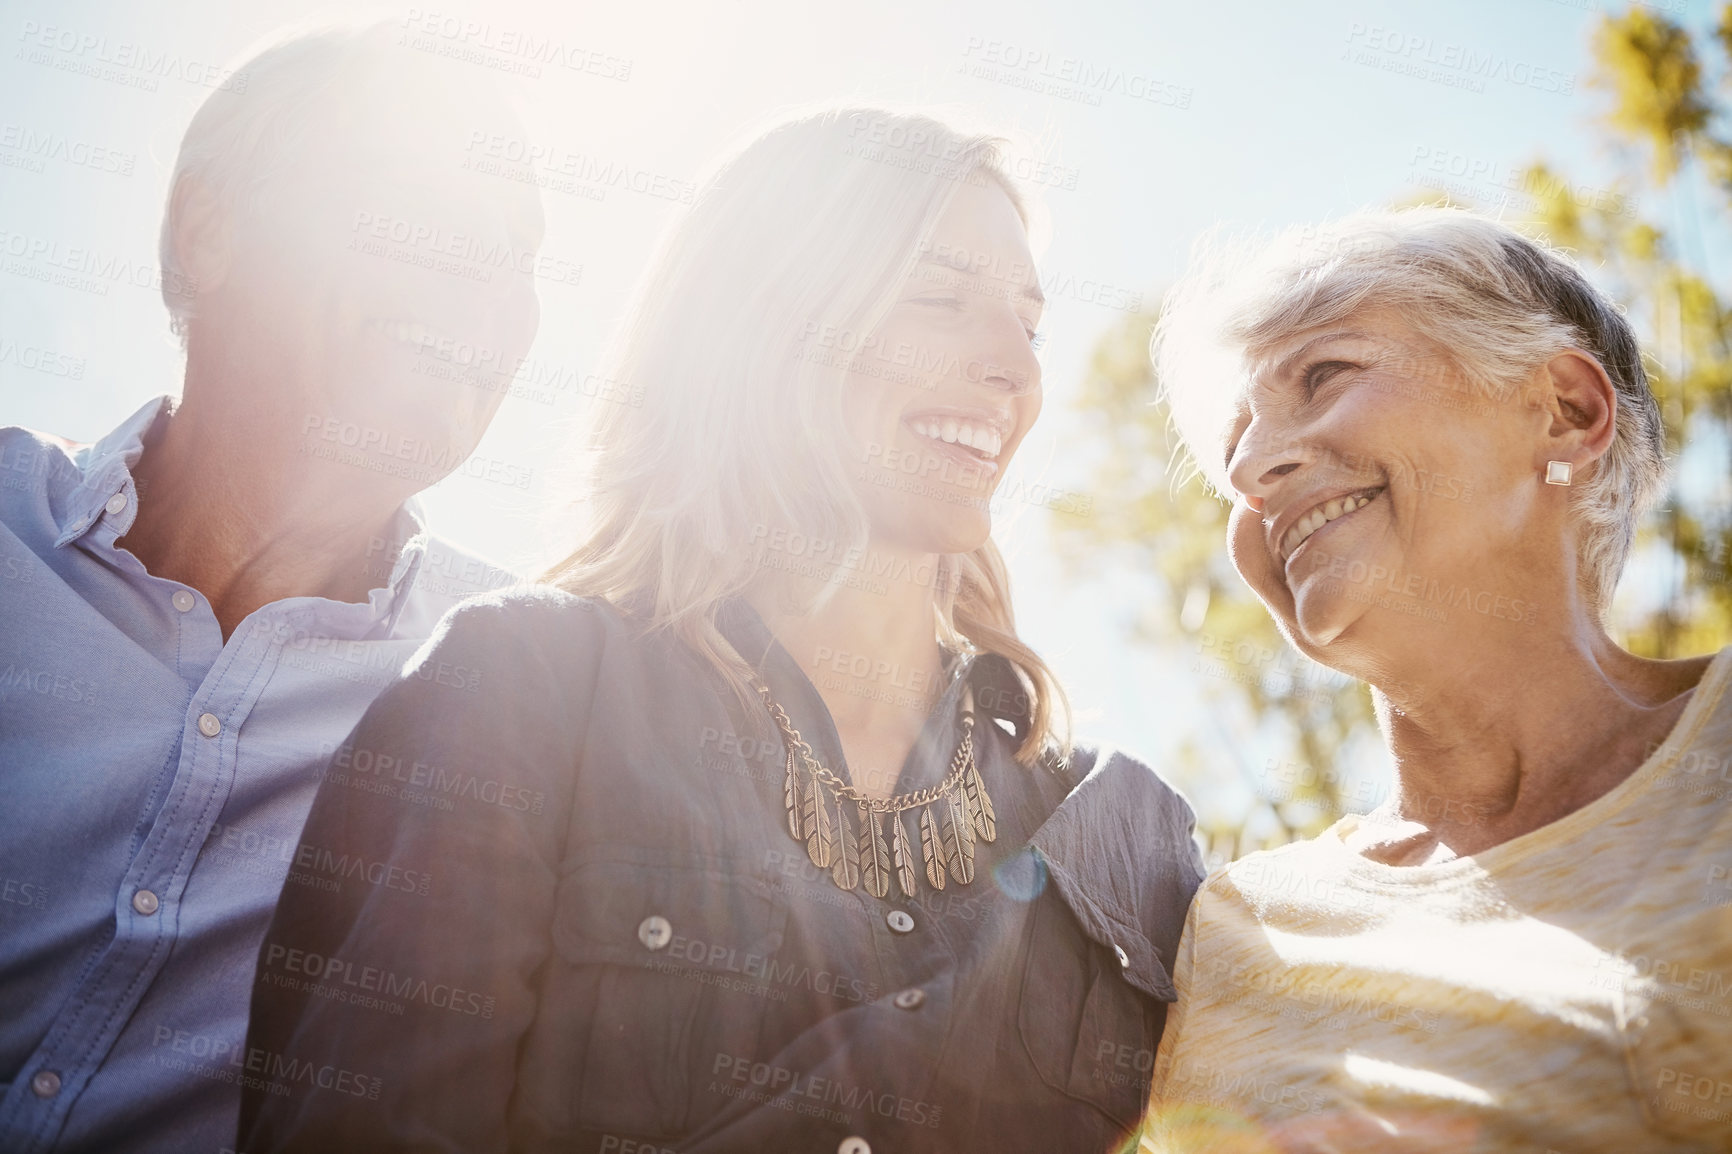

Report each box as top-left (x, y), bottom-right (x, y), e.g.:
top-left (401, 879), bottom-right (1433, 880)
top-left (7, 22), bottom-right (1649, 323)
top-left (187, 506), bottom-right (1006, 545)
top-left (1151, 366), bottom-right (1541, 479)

top-left (157, 19), bottom-right (421, 340)
top-left (1153, 206), bottom-right (1669, 615)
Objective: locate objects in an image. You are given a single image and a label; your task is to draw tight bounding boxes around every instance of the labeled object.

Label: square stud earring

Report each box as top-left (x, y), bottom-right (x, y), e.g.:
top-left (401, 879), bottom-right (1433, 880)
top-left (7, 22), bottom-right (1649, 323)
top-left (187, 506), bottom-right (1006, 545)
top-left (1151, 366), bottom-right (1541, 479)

top-left (1544, 461), bottom-right (1573, 486)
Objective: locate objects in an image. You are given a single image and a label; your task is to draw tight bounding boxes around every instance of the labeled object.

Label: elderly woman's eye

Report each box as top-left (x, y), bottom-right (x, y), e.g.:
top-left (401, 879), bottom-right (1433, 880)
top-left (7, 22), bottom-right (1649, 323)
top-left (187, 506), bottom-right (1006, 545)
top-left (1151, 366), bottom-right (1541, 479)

top-left (1302, 360), bottom-right (1357, 394)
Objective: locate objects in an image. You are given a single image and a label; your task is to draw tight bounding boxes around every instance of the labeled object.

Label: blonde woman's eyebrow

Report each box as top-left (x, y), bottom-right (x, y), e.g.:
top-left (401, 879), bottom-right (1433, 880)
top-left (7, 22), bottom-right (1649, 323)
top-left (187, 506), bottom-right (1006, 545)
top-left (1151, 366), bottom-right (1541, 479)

top-left (912, 252), bottom-right (1042, 305)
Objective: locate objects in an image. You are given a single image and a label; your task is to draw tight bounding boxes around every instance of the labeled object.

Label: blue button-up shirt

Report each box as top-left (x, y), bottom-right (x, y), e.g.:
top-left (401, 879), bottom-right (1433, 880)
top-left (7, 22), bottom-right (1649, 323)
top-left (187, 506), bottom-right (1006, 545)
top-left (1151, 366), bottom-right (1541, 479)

top-left (0, 397), bottom-right (516, 1154)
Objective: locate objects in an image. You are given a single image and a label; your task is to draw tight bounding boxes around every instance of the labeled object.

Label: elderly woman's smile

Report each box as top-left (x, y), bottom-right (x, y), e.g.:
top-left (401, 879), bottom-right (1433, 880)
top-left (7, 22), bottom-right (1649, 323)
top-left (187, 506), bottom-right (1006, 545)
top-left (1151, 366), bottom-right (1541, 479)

top-left (1141, 206), bottom-right (1731, 1153)
top-left (1213, 309), bottom-right (1581, 660)
top-left (1273, 487), bottom-right (1381, 564)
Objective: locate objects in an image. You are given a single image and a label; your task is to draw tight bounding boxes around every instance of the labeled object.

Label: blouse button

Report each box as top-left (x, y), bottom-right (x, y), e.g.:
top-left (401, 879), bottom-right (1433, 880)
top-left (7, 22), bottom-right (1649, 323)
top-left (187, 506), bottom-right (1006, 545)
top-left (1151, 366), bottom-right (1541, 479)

top-left (838, 1138), bottom-right (870, 1154)
top-left (172, 590), bottom-right (196, 613)
top-left (1113, 943), bottom-right (1130, 968)
top-left (132, 889), bottom-right (160, 916)
top-left (886, 910), bottom-right (915, 934)
top-left (30, 1070), bottom-right (61, 1098)
top-left (637, 915), bottom-right (672, 950)
top-left (893, 988), bottom-right (925, 1011)
top-left (197, 713), bottom-right (222, 738)
top-left (105, 493), bottom-right (128, 516)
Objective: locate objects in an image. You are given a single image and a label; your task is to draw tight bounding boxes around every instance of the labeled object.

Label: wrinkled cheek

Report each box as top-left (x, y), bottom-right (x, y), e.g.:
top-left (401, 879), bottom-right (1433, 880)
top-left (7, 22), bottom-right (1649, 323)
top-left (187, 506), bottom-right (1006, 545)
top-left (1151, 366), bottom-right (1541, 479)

top-left (1290, 579), bottom-right (1343, 646)
top-left (1226, 505), bottom-right (1273, 591)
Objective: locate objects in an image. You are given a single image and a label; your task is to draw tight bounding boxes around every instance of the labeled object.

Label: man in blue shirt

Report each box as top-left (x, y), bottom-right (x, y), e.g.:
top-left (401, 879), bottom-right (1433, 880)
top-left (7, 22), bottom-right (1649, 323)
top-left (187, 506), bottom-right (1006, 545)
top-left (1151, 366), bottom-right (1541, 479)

top-left (0, 20), bottom-right (545, 1153)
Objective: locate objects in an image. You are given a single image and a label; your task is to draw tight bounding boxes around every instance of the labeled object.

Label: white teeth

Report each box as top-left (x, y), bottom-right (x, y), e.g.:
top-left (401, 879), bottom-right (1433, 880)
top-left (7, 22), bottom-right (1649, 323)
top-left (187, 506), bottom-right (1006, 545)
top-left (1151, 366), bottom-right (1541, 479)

top-left (909, 418), bottom-right (1003, 458)
top-left (1281, 491), bottom-right (1380, 560)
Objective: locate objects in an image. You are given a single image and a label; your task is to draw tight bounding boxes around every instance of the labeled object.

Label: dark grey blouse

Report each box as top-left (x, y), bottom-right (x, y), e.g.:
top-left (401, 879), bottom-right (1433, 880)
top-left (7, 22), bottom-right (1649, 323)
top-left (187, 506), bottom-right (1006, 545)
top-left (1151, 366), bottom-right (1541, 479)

top-left (238, 589), bottom-right (1203, 1153)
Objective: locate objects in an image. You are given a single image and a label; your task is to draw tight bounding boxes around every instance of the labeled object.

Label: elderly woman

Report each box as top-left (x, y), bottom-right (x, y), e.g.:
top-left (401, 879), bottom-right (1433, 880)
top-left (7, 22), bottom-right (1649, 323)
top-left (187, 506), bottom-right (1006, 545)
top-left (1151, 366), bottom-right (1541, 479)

top-left (1140, 208), bottom-right (1731, 1153)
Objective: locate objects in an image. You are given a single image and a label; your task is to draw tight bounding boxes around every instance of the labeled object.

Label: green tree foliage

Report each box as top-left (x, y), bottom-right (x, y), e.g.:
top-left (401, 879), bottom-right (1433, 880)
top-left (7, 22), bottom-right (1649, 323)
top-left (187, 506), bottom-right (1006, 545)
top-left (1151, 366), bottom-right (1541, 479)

top-left (1059, 4), bottom-right (1732, 861)
top-left (1538, 4), bottom-right (1732, 660)
top-left (1594, 7), bottom-right (1716, 180)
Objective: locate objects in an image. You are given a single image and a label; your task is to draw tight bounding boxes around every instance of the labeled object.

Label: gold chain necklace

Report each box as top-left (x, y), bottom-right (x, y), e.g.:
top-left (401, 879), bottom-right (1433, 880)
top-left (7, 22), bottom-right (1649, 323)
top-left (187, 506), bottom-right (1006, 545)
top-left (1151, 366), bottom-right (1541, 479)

top-left (755, 681), bottom-right (997, 898)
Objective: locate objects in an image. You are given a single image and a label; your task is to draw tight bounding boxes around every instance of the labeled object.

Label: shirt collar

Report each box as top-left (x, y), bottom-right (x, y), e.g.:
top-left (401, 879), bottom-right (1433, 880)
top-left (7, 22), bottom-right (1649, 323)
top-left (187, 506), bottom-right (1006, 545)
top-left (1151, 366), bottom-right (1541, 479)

top-left (337, 499), bottom-right (431, 639)
top-left (56, 393), bottom-right (434, 638)
top-left (54, 395), bottom-right (168, 548)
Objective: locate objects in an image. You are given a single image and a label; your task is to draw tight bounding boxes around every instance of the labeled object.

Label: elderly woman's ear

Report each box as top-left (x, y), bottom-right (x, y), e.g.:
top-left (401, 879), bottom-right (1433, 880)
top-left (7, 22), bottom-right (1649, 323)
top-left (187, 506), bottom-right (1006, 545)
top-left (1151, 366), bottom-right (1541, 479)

top-left (1530, 349), bottom-right (1619, 483)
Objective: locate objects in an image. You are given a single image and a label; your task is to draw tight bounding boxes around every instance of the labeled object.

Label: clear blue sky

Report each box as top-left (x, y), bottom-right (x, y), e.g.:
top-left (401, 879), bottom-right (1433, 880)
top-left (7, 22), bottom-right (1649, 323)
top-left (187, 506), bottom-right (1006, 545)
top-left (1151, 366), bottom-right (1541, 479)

top-left (2, 0), bottom-right (1722, 829)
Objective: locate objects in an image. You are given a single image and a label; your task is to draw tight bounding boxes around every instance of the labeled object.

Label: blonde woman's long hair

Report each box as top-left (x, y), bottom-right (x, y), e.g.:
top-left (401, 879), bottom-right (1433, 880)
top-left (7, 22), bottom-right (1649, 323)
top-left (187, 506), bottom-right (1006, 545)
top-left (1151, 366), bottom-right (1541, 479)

top-left (543, 106), bottom-right (1068, 765)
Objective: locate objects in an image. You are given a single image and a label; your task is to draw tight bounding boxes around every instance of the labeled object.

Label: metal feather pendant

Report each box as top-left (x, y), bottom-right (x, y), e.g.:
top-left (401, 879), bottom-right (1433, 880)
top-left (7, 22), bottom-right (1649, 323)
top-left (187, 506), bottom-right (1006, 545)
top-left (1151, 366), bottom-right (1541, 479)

top-left (831, 797), bottom-right (861, 891)
top-left (891, 813), bottom-right (918, 898)
top-left (782, 746), bottom-right (805, 842)
top-left (802, 771), bottom-right (835, 869)
top-left (942, 787), bottom-right (976, 885)
top-left (962, 759), bottom-right (996, 843)
top-left (860, 806), bottom-right (892, 899)
top-left (918, 806), bottom-right (947, 891)
top-left (758, 679), bottom-right (993, 900)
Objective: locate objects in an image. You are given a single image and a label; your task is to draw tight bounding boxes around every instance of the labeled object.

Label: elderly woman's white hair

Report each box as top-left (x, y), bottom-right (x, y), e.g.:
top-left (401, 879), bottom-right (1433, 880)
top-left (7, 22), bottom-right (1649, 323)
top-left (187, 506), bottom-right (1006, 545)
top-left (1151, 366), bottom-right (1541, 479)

top-left (1153, 206), bottom-right (1669, 615)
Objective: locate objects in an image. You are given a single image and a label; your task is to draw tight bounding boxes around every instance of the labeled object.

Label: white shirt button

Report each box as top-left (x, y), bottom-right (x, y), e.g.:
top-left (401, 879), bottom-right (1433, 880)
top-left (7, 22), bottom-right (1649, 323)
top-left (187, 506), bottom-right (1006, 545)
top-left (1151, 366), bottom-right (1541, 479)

top-left (893, 987), bottom-right (925, 1010)
top-left (1113, 943), bottom-right (1130, 968)
top-left (196, 713), bottom-right (222, 738)
top-left (132, 889), bottom-right (160, 916)
top-left (637, 915), bottom-right (672, 950)
top-left (30, 1070), bottom-right (60, 1098)
top-left (104, 493), bottom-right (127, 516)
top-left (886, 910), bottom-right (915, 934)
top-left (839, 1138), bottom-right (871, 1154)
top-left (171, 590), bottom-right (196, 613)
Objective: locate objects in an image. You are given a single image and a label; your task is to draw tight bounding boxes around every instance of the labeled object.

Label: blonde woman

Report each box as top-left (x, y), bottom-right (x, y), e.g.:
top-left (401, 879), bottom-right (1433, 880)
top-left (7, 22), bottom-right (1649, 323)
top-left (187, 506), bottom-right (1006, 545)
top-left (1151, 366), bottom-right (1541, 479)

top-left (238, 107), bottom-right (1203, 1154)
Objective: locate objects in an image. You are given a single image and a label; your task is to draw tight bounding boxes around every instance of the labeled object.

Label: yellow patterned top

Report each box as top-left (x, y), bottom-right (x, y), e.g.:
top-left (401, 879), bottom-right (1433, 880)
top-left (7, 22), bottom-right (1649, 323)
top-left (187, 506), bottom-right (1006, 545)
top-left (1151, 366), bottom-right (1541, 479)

top-left (1142, 647), bottom-right (1732, 1153)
